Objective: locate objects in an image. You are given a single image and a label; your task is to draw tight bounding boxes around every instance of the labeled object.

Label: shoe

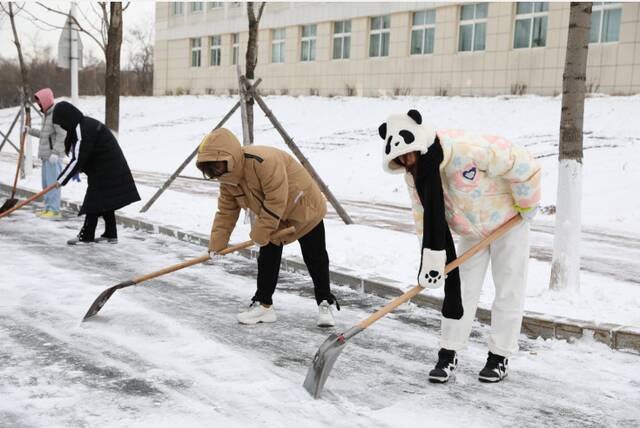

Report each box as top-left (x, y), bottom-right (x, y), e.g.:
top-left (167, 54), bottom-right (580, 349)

top-left (317, 300), bottom-right (336, 327)
top-left (67, 236), bottom-right (96, 245)
top-left (36, 210), bottom-right (49, 217)
top-left (236, 301), bottom-right (277, 325)
top-left (96, 236), bottom-right (118, 244)
top-left (428, 348), bottom-right (458, 383)
top-left (478, 352), bottom-right (508, 383)
top-left (40, 211), bottom-right (62, 219)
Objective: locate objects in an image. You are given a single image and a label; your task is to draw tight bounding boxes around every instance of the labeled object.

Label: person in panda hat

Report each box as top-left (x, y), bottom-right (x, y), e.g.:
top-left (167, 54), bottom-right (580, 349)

top-left (378, 109), bottom-right (541, 383)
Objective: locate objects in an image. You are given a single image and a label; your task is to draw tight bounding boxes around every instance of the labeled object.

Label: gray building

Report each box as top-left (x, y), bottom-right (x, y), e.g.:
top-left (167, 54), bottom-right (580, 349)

top-left (153, 2), bottom-right (640, 96)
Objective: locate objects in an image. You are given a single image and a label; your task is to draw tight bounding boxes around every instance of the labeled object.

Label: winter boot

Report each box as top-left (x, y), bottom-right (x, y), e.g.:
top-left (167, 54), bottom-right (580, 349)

top-left (478, 352), bottom-right (508, 383)
top-left (237, 301), bottom-right (277, 325)
top-left (428, 348), bottom-right (458, 383)
top-left (317, 300), bottom-right (336, 327)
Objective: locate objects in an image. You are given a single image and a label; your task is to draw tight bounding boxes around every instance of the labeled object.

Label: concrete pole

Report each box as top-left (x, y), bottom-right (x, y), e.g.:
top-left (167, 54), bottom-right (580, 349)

top-left (70, 2), bottom-right (79, 106)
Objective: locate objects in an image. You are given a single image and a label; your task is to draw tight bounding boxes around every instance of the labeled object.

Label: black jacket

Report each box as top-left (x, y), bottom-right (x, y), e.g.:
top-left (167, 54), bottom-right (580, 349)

top-left (53, 102), bottom-right (140, 215)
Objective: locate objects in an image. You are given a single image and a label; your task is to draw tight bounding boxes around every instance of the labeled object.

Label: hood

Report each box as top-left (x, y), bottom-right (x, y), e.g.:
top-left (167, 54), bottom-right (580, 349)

top-left (196, 128), bottom-right (244, 181)
top-left (52, 101), bottom-right (83, 132)
top-left (34, 88), bottom-right (55, 113)
top-left (378, 109), bottom-right (436, 174)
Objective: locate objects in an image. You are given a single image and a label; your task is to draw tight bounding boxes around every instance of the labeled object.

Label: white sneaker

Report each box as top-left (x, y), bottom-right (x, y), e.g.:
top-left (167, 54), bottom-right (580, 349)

top-left (237, 301), bottom-right (277, 325)
top-left (317, 300), bottom-right (336, 327)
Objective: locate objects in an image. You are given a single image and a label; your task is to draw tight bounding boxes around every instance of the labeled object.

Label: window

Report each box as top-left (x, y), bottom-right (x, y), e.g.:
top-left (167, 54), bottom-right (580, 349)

top-left (191, 38), bottom-right (202, 67)
top-left (514, 2), bottom-right (548, 48)
top-left (210, 35), bottom-right (221, 66)
top-left (590, 2), bottom-right (621, 43)
top-left (190, 2), bottom-right (203, 13)
top-left (369, 15), bottom-right (390, 57)
top-left (458, 3), bottom-right (488, 52)
top-left (232, 33), bottom-right (240, 65)
top-left (300, 24), bottom-right (317, 62)
top-left (333, 20), bottom-right (351, 59)
top-left (271, 28), bottom-right (286, 63)
top-left (411, 9), bottom-right (436, 55)
top-left (171, 2), bottom-right (183, 16)
top-left (209, 2), bottom-right (223, 9)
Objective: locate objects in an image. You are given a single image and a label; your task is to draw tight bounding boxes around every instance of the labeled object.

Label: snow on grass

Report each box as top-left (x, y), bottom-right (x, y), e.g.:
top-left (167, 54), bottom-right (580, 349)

top-left (2, 94), bottom-right (640, 327)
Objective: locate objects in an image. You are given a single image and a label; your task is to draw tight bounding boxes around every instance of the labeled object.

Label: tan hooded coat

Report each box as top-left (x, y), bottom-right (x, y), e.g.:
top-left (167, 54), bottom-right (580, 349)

top-left (197, 128), bottom-right (327, 252)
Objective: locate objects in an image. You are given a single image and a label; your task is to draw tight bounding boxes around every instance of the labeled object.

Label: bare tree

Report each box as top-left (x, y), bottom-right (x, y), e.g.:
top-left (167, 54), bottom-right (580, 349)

top-left (1, 2), bottom-right (30, 99)
top-left (127, 24), bottom-right (153, 95)
top-left (28, 2), bottom-right (129, 133)
top-left (549, 2), bottom-right (592, 292)
top-left (245, 2), bottom-right (266, 143)
top-left (104, 2), bottom-right (123, 131)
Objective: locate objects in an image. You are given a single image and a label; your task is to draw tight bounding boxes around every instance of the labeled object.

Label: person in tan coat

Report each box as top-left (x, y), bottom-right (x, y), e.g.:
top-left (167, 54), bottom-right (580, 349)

top-left (196, 128), bottom-right (339, 326)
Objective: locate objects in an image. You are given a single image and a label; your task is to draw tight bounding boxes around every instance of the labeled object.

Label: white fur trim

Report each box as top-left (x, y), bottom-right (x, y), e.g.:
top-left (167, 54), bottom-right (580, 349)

top-left (418, 248), bottom-right (446, 288)
top-left (381, 112), bottom-right (436, 174)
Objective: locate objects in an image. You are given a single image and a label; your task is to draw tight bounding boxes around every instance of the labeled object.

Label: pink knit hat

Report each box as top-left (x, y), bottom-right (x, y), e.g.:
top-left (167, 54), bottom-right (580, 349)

top-left (34, 88), bottom-right (55, 113)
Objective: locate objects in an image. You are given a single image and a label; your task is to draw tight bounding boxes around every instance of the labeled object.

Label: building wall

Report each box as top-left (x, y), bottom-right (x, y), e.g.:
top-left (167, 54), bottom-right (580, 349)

top-left (154, 2), bottom-right (640, 96)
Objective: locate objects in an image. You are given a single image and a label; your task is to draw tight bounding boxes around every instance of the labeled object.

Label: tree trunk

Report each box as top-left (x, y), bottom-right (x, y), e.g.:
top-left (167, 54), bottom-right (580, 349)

top-left (549, 2), bottom-right (591, 292)
top-left (245, 2), bottom-right (265, 144)
top-left (105, 3), bottom-right (123, 133)
top-left (8, 3), bottom-right (30, 99)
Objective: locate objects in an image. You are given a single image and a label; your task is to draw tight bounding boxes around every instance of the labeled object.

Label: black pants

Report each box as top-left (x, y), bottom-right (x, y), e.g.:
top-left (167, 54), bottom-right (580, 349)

top-left (79, 210), bottom-right (117, 241)
top-left (253, 220), bottom-right (334, 306)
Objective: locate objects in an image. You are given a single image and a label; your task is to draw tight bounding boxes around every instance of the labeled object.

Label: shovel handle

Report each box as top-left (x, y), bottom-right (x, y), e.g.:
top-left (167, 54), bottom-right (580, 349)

top-left (132, 226), bottom-right (296, 285)
top-left (0, 182), bottom-right (59, 219)
top-left (357, 216), bottom-right (523, 330)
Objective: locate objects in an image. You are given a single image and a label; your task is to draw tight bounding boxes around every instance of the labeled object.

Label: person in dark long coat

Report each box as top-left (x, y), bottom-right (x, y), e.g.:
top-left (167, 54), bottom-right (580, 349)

top-left (52, 101), bottom-right (141, 245)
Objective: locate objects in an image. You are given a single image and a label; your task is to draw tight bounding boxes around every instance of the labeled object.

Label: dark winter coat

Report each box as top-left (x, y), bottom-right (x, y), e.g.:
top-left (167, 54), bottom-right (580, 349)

top-left (53, 101), bottom-right (140, 215)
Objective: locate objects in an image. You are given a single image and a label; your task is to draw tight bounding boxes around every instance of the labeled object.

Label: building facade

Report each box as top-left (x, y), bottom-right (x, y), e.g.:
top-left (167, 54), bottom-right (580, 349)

top-left (154, 2), bottom-right (640, 97)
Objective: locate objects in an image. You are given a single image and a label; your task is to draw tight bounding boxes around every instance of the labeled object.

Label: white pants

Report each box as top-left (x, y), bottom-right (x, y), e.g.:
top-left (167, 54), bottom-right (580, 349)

top-left (440, 221), bottom-right (530, 357)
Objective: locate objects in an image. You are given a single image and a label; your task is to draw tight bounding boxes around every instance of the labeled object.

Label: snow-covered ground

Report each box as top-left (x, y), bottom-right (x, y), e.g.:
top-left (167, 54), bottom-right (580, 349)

top-left (1, 205), bottom-right (639, 427)
top-left (2, 95), bottom-right (640, 328)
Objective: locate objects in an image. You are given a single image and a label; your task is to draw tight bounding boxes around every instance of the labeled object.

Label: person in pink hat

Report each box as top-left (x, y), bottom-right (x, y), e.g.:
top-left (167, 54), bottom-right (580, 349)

top-left (25, 88), bottom-right (67, 218)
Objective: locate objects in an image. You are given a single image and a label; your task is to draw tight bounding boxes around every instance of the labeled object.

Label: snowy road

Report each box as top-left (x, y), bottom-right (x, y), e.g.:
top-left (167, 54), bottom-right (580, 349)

top-left (132, 170), bottom-right (640, 286)
top-left (1, 204), bottom-right (639, 427)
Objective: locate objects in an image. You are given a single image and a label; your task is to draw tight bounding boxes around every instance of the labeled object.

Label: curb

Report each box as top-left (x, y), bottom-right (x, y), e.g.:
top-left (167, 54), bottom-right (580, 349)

top-left (2, 183), bottom-right (639, 355)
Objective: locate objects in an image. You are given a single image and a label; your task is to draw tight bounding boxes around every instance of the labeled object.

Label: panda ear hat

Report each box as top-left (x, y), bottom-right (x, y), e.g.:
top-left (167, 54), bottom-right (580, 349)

top-left (379, 109), bottom-right (437, 174)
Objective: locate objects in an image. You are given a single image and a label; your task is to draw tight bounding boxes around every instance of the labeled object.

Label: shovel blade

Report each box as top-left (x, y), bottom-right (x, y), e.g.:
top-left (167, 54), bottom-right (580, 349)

top-left (303, 332), bottom-right (351, 399)
top-left (82, 281), bottom-right (134, 321)
top-left (0, 198), bottom-right (18, 214)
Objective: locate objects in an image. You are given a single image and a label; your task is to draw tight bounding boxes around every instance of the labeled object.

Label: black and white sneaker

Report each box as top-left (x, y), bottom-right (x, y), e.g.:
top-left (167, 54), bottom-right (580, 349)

top-left (428, 348), bottom-right (458, 383)
top-left (478, 352), bottom-right (508, 383)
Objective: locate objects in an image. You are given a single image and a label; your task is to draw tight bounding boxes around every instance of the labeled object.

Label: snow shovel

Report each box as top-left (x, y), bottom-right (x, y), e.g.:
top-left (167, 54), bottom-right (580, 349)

top-left (82, 226), bottom-right (296, 321)
top-left (303, 215), bottom-right (523, 398)
top-left (0, 182), bottom-right (59, 219)
top-left (0, 110), bottom-right (30, 213)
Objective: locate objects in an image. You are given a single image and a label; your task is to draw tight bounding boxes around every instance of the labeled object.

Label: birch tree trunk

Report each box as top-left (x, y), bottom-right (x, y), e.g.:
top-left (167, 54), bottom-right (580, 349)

top-left (7, 3), bottom-right (30, 99)
top-left (105, 2), bottom-right (123, 133)
top-left (550, 2), bottom-right (592, 292)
